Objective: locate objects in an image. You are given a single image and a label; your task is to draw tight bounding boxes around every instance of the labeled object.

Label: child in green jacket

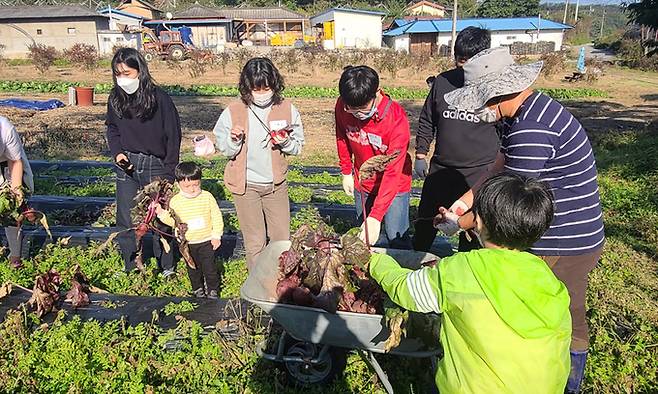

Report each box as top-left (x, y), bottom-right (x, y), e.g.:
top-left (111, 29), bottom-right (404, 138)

top-left (370, 173), bottom-right (572, 393)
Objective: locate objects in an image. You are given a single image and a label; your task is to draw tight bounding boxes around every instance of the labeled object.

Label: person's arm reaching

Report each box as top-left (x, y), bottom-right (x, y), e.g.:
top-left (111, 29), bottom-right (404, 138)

top-left (369, 254), bottom-right (442, 314)
top-left (335, 100), bottom-right (354, 195)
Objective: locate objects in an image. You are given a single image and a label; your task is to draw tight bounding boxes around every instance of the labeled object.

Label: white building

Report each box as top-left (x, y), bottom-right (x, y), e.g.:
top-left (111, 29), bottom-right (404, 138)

top-left (310, 8), bottom-right (385, 49)
top-left (97, 7), bottom-right (143, 55)
top-left (384, 17), bottom-right (572, 56)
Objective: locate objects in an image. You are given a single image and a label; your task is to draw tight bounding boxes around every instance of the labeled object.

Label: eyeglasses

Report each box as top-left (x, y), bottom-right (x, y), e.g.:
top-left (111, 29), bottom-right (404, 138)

top-left (344, 98), bottom-right (375, 115)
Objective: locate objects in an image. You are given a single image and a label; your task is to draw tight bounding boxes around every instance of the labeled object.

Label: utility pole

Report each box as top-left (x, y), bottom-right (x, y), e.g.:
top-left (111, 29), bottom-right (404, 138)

top-left (563, 0), bottom-right (569, 24)
top-left (450, 0), bottom-right (457, 57)
top-left (574, 0), bottom-right (580, 23)
top-left (599, 8), bottom-right (605, 40)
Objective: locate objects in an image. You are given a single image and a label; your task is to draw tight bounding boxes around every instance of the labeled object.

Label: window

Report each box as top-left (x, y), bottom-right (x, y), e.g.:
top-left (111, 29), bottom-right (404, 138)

top-left (67, 27), bottom-right (76, 35)
top-left (36, 29), bottom-right (42, 35)
top-left (506, 35), bottom-right (517, 40)
top-left (103, 37), bottom-right (111, 42)
top-left (116, 37), bottom-right (124, 42)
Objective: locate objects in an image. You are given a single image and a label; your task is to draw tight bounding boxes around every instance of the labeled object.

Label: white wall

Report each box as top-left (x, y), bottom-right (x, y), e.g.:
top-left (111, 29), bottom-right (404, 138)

top-left (107, 13), bottom-right (142, 30)
top-left (437, 30), bottom-right (564, 52)
top-left (98, 31), bottom-right (140, 55)
top-left (386, 34), bottom-right (409, 52)
top-left (333, 11), bottom-right (382, 48)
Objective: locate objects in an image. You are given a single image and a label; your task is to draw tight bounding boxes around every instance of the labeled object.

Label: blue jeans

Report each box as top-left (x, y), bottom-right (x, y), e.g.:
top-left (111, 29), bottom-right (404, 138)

top-left (355, 190), bottom-right (412, 249)
top-left (116, 152), bottom-right (174, 272)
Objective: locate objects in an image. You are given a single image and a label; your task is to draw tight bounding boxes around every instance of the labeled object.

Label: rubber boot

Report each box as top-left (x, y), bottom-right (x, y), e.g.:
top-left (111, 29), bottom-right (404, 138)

top-left (566, 350), bottom-right (588, 393)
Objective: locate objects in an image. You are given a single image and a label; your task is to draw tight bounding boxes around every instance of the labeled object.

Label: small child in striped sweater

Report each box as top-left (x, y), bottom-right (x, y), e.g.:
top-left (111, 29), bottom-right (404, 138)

top-left (157, 162), bottom-right (224, 299)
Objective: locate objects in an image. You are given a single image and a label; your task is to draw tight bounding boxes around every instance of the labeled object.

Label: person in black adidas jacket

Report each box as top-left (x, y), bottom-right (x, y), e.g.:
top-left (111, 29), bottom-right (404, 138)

top-left (413, 27), bottom-right (500, 252)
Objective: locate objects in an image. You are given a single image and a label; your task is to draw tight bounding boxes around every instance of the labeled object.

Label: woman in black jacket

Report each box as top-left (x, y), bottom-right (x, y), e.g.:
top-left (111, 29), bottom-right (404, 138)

top-left (106, 48), bottom-right (182, 274)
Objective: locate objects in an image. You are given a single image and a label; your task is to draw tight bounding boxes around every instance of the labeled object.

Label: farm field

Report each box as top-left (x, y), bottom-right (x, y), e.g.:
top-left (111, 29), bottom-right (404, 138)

top-left (0, 59), bottom-right (656, 393)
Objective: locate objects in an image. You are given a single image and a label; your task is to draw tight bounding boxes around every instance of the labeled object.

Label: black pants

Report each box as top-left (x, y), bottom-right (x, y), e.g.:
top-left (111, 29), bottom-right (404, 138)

top-left (187, 241), bottom-right (220, 292)
top-left (413, 163), bottom-right (486, 253)
top-left (116, 152), bottom-right (174, 271)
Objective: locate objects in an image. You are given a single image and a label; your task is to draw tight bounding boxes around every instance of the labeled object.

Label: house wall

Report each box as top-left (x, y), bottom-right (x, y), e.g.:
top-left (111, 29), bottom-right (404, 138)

top-left (0, 18), bottom-right (107, 58)
top-left (107, 13), bottom-right (142, 30)
top-left (408, 4), bottom-right (445, 17)
top-left (98, 31), bottom-right (141, 54)
top-left (333, 11), bottom-right (381, 48)
top-left (385, 34), bottom-right (409, 52)
top-left (117, 1), bottom-right (156, 20)
top-left (190, 25), bottom-right (227, 49)
top-left (437, 30), bottom-right (564, 51)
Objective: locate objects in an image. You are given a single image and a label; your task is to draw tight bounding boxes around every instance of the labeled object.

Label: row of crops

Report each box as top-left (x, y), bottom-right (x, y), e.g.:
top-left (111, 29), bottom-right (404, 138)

top-left (0, 80), bottom-right (607, 101)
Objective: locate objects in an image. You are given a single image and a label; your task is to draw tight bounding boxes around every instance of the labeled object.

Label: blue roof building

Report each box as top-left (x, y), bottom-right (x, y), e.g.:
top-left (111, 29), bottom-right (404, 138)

top-left (383, 17), bottom-right (572, 55)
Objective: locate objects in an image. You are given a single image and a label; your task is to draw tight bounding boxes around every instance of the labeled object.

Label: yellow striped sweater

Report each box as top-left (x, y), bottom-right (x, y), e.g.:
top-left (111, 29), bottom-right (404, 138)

top-left (158, 190), bottom-right (224, 244)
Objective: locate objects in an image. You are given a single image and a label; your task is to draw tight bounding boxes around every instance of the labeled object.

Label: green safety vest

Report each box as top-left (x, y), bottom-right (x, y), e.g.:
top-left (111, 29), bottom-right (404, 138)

top-left (370, 248), bottom-right (571, 393)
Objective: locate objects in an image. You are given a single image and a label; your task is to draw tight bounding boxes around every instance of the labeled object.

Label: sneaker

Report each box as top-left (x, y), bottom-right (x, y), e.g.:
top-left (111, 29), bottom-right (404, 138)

top-left (193, 288), bottom-right (206, 298)
top-left (162, 269), bottom-right (176, 279)
top-left (207, 290), bottom-right (218, 300)
top-left (9, 256), bottom-right (23, 269)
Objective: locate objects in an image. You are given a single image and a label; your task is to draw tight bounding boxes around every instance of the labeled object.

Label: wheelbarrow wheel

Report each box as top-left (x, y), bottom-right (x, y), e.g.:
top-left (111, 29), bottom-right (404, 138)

top-left (282, 340), bottom-right (347, 386)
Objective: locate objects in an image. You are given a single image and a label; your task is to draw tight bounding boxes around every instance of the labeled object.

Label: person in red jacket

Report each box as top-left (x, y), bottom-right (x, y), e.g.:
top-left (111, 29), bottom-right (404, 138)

top-left (335, 66), bottom-right (413, 249)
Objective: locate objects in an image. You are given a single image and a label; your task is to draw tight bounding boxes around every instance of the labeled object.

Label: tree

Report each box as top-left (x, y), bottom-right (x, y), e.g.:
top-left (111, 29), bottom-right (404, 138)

top-left (477, 0), bottom-right (540, 18)
top-left (625, 0), bottom-right (658, 55)
top-left (458, 0), bottom-right (478, 17)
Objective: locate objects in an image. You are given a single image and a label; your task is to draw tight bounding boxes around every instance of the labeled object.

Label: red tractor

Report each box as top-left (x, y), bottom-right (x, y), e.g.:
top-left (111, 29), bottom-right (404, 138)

top-left (141, 29), bottom-right (190, 61)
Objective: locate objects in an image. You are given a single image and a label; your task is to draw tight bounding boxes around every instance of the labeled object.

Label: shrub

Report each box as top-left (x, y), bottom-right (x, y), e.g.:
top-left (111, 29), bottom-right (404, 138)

top-left (617, 39), bottom-right (658, 72)
top-left (63, 43), bottom-right (98, 71)
top-left (27, 43), bottom-right (58, 73)
top-left (215, 51), bottom-right (231, 75)
top-left (540, 51), bottom-right (567, 78)
top-left (186, 49), bottom-right (214, 79)
top-left (320, 50), bottom-right (342, 72)
top-left (232, 47), bottom-right (252, 72)
top-left (280, 49), bottom-right (302, 74)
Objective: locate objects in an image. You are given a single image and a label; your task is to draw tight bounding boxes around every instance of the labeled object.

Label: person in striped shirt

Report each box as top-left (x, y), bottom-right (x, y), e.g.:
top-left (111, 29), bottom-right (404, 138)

top-left (157, 162), bottom-right (224, 299)
top-left (441, 47), bottom-right (604, 394)
top-left (371, 173), bottom-right (571, 394)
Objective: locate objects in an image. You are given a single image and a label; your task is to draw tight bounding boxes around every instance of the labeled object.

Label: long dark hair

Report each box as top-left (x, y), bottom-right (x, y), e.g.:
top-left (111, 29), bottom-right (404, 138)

top-left (109, 48), bottom-right (158, 120)
top-left (238, 57), bottom-right (285, 106)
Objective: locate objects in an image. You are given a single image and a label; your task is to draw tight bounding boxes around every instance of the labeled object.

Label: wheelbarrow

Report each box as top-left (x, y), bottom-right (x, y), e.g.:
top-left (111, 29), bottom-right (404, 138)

top-left (240, 240), bottom-right (442, 393)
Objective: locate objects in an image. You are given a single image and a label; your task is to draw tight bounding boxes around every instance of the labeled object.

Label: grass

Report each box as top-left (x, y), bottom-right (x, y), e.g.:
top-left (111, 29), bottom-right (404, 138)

top-left (1, 129), bottom-right (657, 392)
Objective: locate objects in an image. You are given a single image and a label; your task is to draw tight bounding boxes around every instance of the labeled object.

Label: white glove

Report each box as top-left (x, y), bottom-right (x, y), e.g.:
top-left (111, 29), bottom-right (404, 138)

top-left (359, 217), bottom-right (381, 246)
top-left (449, 199), bottom-right (469, 216)
top-left (342, 174), bottom-right (354, 196)
top-left (433, 209), bottom-right (461, 236)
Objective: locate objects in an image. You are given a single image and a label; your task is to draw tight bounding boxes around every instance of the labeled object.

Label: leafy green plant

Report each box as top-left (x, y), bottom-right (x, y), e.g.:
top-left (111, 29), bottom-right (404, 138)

top-left (163, 300), bottom-right (198, 316)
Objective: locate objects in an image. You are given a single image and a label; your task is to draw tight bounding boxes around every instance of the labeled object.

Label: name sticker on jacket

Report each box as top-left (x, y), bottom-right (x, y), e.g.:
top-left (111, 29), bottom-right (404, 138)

top-left (186, 217), bottom-right (206, 231)
top-left (367, 133), bottom-right (387, 152)
top-left (269, 120), bottom-right (287, 131)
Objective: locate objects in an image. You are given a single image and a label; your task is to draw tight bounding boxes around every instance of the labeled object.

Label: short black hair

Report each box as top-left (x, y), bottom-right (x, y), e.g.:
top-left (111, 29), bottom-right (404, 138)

top-left (338, 65), bottom-right (379, 107)
top-left (238, 57), bottom-right (285, 106)
top-left (473, 173), bottom-right (554, 250)
top-left (454, 27), bottom-right (491, 62)
top-left (175, 162), bottom-right (202, 182)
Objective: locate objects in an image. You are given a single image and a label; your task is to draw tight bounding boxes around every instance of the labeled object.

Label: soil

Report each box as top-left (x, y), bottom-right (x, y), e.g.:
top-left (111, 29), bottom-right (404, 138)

top-left (0, 63), bottom-right (656, 162)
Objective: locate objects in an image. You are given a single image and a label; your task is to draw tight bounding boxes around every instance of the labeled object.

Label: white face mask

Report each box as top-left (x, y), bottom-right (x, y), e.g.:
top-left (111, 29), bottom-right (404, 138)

top-left (116, 76), bottom-right (139, 95)
top-left (180, 190), bottom-right (201, 199)
top-left (252, 91), bottom-right (274, 107)
top-left (477, 106), bottom-right (498, 123)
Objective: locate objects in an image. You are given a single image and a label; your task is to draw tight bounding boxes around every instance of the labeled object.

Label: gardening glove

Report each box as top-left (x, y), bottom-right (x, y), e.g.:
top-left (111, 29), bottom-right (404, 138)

top-left (414, 157), bottom-right (428, 179)
top-left (449, 199), bottom-right (469, 216)
top-left (359, 216), bottom-right (381, 246)
top-left (433, 207), bottom-right (460, 236)
top-left (342, 174), bottom-right (354, 196)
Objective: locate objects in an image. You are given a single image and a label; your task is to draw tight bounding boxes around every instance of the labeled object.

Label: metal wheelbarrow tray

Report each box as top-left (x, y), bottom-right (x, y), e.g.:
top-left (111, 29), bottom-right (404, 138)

top-left (241, 240), bottom-right (441, 392)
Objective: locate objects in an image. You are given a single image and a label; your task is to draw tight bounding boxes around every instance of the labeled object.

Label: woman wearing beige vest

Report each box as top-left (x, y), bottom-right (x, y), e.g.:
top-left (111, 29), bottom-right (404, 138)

top-left (214, 58), bottom-right (305, 270)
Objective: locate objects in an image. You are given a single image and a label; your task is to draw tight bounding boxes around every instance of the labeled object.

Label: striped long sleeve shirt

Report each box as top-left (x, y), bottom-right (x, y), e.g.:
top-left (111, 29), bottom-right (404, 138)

top-left (158, 190), bottom-right (224, 244)
top-left (501, 92), bottom-right (605, 256)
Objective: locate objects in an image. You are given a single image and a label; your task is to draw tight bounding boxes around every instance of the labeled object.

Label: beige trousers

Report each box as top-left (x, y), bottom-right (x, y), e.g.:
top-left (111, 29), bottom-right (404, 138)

top-left (233, 181), bottom-right (290, 270)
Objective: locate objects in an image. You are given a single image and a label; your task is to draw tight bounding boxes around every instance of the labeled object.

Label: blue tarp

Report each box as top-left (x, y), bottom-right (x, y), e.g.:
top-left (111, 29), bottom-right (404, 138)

top-left (0, 99), bottom-right (64, 111)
